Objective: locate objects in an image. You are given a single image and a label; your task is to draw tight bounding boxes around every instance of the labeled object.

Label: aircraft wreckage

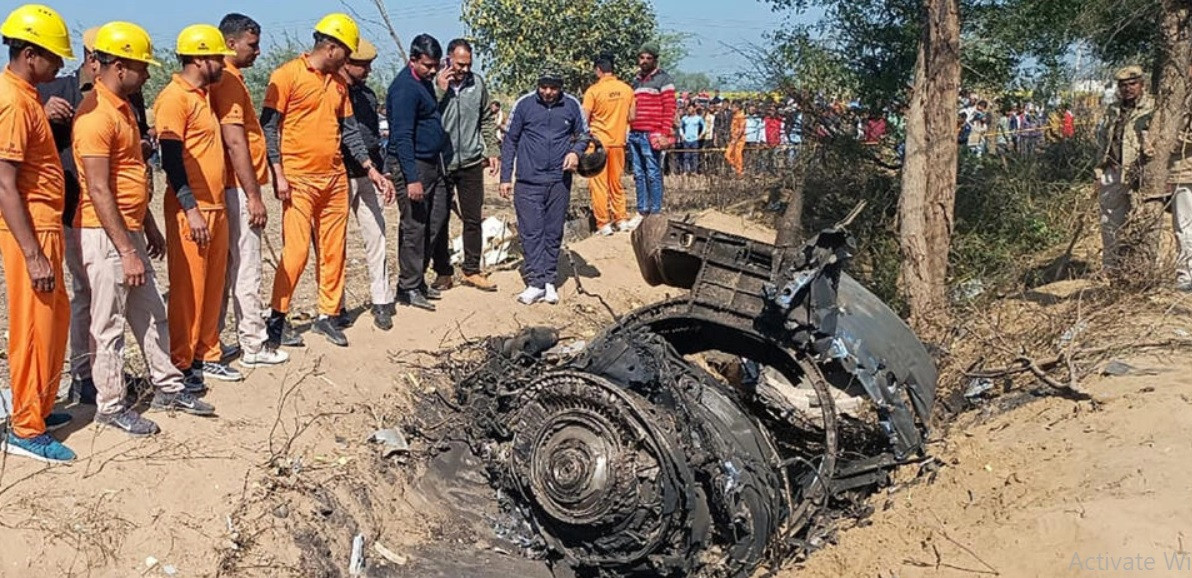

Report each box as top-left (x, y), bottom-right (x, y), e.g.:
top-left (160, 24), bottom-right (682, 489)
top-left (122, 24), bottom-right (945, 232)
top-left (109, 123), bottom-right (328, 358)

top-left (409, 215), bottom-right (938, 578)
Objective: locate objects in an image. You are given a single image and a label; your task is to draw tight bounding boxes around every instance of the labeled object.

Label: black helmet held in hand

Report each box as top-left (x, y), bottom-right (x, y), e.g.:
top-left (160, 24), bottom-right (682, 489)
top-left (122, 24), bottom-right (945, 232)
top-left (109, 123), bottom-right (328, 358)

top-left (577, 135), bottom-right (608, 178)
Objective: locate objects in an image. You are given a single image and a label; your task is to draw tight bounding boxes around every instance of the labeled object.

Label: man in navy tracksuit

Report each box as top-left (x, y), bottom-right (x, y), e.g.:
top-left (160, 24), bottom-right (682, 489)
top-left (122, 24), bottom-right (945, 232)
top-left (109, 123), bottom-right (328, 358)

top-left (385, 34), bottom-right (451, 312)
top-left (499, 71), bottom-right (590, 305)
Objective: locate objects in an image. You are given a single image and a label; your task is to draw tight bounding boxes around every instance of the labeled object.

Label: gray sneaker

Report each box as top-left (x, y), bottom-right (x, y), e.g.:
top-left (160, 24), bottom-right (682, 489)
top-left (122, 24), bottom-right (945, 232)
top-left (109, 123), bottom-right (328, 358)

top-left (96, 409), bottom-right (160, 437)
top-left (199, 361), bottom-right (244, 382)
top-left (150, 391), bottom-right (216, 416)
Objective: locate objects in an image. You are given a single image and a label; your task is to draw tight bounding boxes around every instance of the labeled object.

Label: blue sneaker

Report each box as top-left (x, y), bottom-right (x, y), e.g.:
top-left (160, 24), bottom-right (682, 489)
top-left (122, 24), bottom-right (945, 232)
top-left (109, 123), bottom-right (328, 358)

top-left (44, 412), bottom-right (72, 432)
top-left (3, 432), bottom-right (76, 463)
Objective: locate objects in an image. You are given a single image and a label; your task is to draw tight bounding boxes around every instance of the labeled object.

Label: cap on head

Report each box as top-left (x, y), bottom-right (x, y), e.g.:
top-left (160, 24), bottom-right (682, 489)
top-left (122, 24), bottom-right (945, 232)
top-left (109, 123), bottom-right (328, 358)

top-left (176, 23), bottom-right (235, 56)
top-left (638, 42), bottom-right (659, 58)
top-left (94, 21), bottom-right (161, 66)
top-left (538, 69), bottom-right (563, 88)
top-left (1, 4), bottom-right (74, 59)
top-left (314, 12), bottom-right (359, 53)
top-left (350, 37), bottom-right (376, 62)
top-left (81, 26), bottom-right (98, 51)
top-left (1115, 65), bottom-right (1144, 83)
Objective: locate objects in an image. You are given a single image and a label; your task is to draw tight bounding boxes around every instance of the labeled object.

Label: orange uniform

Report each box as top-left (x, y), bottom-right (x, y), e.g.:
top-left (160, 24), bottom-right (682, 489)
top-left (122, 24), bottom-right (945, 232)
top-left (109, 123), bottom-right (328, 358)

top-left (265, 55), bottom-right (353, 316)
top-left (153, 74), bottom-right (229, 370)
top-left (726, 111), bottom-right (746, 176)
top-left (211, 60), bottom-right (270, 189)
top-left (582, 75), bottom-right (634, 228)
top-left (0, 66), bottom-right (70, 438)
top-left (73, 82), bottom-right (149, 230)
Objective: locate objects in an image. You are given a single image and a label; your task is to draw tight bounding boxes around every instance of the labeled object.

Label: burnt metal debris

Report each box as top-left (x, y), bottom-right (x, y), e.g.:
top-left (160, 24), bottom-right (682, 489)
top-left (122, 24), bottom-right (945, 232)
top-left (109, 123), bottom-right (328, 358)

top-left (411, 215), bottom-right (938, 578)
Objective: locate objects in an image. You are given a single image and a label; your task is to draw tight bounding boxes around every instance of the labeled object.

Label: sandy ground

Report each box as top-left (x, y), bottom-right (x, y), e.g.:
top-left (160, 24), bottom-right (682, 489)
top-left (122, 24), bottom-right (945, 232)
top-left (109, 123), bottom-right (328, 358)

top-left (1, 178), bottom-right (1191, 577)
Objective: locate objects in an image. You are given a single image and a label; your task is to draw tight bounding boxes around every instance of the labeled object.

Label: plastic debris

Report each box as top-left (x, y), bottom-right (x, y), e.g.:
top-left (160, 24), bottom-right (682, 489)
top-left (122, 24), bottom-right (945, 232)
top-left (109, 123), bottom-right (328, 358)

top-left (964, 378), bottom-right (995, 400)
top-left (369, 428), bottom-right (410, 457)
top-left (450, 216), bottom-right (516, 268)
top-left (349, 533), bottom-right (365, 576)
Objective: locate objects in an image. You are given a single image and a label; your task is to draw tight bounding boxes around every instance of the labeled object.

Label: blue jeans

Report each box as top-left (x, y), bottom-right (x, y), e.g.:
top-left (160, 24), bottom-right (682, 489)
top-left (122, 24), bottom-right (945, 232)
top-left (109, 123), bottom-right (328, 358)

top-left (628, 131), bottom-right (663, 214)
top-left (681, 140), bottom-right (700, 174)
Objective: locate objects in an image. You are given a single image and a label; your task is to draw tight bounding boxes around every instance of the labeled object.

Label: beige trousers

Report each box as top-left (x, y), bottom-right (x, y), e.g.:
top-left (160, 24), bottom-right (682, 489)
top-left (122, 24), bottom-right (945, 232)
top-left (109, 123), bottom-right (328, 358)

top-left (1173, 184), bottom-right (1192, 284)
top-left (219, 188), bottom-right (268, 354)
top-left (64, 225), bottom-right (92, 381)
top-left (349, 176), bottom-right (393, 306)
top-left (1098, 167), bottom-right (1131, 272)
top-left (81, 228), bottom-right (184, 416)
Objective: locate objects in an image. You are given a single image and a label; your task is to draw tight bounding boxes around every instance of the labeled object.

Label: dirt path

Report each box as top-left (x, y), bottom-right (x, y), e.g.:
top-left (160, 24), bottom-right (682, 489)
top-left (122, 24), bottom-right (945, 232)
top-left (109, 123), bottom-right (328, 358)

top-left (785, 352), bottom-right (1192, 578)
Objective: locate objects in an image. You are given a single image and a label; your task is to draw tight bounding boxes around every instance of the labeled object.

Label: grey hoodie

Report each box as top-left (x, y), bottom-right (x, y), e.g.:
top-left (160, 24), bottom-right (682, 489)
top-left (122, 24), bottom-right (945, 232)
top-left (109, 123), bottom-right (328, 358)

top-left (436, 72), bottom-right (500, 172)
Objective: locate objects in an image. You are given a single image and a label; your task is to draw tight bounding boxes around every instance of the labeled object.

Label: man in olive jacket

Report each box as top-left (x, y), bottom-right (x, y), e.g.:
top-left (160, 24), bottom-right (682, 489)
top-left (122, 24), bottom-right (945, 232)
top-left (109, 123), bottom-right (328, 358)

top-left (430, 38), bottom-right (500, 292)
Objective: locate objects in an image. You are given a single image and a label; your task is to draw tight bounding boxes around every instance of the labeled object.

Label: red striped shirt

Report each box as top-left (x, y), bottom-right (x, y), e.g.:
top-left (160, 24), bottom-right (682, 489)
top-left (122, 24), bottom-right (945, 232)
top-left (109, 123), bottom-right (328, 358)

top-left (631, 68), bottom-right (676, 134)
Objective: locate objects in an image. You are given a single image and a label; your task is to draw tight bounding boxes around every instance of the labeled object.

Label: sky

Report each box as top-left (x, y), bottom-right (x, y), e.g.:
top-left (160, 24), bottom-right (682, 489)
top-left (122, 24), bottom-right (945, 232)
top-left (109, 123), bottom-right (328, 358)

top-left (35, 0), bottom-right (818, 82)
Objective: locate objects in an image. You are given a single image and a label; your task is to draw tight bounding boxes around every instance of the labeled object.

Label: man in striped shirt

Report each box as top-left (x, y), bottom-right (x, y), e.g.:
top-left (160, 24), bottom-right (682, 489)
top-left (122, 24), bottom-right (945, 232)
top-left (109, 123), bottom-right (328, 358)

top-left (625, 43), bottom-right (675, 230)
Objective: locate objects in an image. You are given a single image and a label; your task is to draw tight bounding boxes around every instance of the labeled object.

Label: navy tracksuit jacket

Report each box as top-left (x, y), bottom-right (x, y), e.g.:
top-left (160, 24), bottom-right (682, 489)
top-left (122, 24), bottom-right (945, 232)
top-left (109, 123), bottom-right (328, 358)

top-left (500, 91), bottom-right (590, 288)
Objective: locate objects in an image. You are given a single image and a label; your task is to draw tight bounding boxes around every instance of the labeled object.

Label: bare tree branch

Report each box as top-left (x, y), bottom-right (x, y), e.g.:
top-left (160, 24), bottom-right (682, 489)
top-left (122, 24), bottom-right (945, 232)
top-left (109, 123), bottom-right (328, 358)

top-left (348, 0), bottom-right (409, 62)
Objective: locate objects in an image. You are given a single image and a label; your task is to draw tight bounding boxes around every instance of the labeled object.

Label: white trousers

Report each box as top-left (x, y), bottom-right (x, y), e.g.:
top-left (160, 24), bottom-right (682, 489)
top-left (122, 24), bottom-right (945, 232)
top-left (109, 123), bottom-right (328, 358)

top-left (219, 188), bottom-right (268, 354)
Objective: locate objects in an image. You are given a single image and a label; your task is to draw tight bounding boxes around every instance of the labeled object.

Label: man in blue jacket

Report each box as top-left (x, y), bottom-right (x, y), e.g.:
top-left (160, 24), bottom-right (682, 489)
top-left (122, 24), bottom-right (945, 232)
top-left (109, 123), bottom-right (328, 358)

top-left (385, 34), bottom-right (451, 312)
top-left (499, 70), bottom-right (590, 305)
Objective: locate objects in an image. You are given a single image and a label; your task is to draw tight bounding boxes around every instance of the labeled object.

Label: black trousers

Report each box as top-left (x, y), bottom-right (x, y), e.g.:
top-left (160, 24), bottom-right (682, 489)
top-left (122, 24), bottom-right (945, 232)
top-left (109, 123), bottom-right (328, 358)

top-left (391, 157), bottom-right (450, 291)
top-left (432, 163), bottom-right (486, 276)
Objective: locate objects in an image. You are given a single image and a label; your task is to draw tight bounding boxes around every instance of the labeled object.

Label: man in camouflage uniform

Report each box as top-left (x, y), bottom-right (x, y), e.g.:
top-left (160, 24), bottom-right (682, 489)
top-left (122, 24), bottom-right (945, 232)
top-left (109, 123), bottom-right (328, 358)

top-left (1095, 65), bottom-right (1154, 273)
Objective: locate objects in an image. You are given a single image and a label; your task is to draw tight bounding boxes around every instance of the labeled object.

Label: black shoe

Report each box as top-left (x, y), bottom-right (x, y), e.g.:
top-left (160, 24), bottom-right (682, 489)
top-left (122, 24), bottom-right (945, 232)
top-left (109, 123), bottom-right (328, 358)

top-left (384, 302), bottom-right (397, 316)
top-left (372, 304), bottom-right (394, 331)
top-left (312, 316), bottom-right (349, 347)
top-left (431, 274), bottom-right (454, 292)
top-left (96, 409), bottom-right (160, 437)
top-left (268, 310), bottom-right (305, 348)
top-left (150, 391), bottom-right (216, 416)
top-left (73, 377), bottom-right (97, 405)
top-left (421, 284), bottom-right (442, 301)
top-left (398, 289), bottom-right (436, 311)
top-left (265, 310), bottom-right (285, 348)
top-left (281, 323), bottom-right (305, 347)
top-left (44, 412), bottom-right (72, 432)
top-left (333, 309), bottom-right (355, 329)
top-left (182, 366), bottom-right (207, 394)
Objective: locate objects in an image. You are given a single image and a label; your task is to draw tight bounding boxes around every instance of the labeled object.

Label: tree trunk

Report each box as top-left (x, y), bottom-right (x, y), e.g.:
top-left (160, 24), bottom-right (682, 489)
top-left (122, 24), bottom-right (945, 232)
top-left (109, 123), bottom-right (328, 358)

top-left (898, 0), bottom-right (961, 334)
top-left (774, 146), bottom-right (812, 249)
top-left (1143, 0), bottom-right (1191, 197)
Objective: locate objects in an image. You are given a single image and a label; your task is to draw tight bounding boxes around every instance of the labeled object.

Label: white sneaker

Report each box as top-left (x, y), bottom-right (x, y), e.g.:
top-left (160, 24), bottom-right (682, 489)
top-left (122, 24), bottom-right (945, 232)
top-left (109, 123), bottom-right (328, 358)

top-left (597, 224), bottom-right (615, 236)
top-left (518, 286), bottom-right (546, 305)
top-left (240, 347), bottom-right (290, 368)
top-left (544, 284), bottom-right (559, 305)
top-left (624, 214), bottom-right (644, 231)
top-left (614, 220), bottom-right (630, 232)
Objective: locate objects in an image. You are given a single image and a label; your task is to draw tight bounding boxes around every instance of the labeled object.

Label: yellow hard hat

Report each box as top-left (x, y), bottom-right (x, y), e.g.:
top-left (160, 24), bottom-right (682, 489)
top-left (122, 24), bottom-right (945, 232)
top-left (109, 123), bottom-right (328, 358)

top-left (81, 26), bottom-right (98, 51)
top-left (350, 38), bottom-right (377, 62)
top-left (314, 13), bottom-right (359, 53)
top-left (1, 4), bottom-right (74, 59)
top-left (93, 22), bottom-right (161, 67)
top-left (175, 23), bottom-right (234, 57)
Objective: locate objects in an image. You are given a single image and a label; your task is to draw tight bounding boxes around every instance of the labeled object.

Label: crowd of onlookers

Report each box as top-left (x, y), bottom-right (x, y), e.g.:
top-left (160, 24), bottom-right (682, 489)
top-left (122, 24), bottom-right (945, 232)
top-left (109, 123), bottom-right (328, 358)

top-left (642, 89), bottom-right (1093, 177)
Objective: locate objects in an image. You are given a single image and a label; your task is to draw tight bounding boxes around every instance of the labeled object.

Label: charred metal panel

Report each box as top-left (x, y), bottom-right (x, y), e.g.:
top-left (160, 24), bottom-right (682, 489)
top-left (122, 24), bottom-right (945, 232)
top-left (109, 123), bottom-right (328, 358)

top-left (630, 215), bottom-right (936, 458)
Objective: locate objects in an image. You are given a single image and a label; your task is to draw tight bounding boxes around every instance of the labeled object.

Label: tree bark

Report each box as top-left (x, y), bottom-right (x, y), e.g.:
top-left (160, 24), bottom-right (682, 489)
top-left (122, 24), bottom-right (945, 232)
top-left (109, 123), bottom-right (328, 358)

top-left (774, 145), bottom-right (812, 249)
top-left (1143, 0), bottom-right (1191, 197)
top-left (898, 0), bottom-right (961, 334)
